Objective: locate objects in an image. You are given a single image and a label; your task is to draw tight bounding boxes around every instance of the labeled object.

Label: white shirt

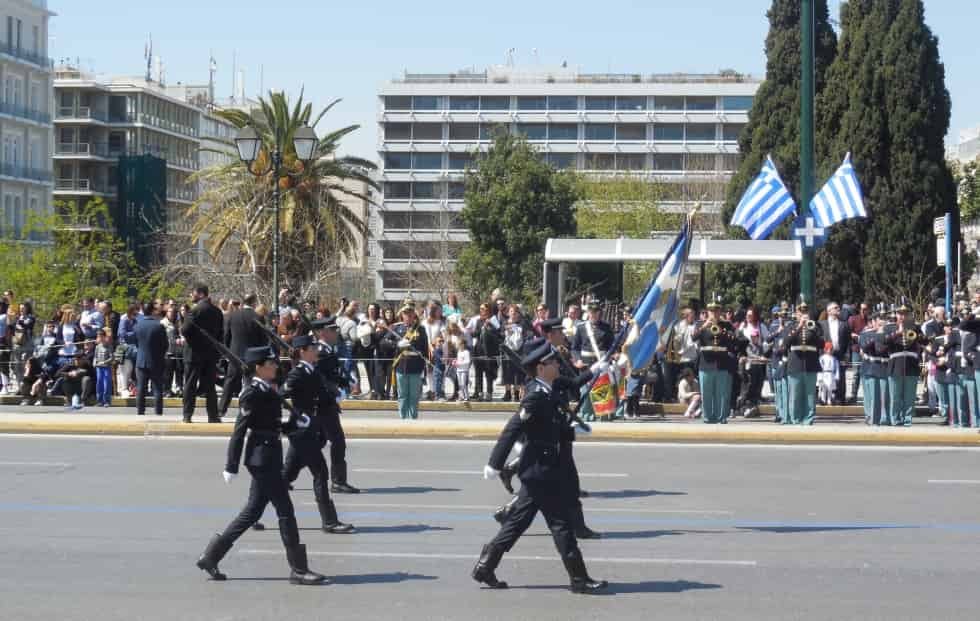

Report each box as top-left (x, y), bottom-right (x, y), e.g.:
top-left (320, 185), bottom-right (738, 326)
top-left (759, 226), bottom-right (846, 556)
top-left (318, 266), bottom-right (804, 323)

top-left (455, 349), bottom-right (471, 372)
top-left (828, 317), bottom-right (840, 350)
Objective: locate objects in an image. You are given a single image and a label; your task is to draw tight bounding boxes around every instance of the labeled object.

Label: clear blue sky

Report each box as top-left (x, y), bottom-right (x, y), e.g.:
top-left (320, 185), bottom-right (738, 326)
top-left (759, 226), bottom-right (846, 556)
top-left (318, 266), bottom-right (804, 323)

top-left (49, 0), bottom-right (977, 161)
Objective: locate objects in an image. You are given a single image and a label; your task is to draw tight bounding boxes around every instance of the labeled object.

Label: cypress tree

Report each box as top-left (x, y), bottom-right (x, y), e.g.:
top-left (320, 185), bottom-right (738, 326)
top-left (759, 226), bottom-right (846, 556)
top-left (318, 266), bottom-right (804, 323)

top-left (711, 0), bottom-right (837, 309)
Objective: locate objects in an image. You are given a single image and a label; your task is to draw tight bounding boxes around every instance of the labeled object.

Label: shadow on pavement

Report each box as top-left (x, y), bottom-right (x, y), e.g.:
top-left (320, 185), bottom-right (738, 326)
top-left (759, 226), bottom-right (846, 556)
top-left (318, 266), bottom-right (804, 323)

top-left (514, 579), bottom-right (722, 594)
top-left (347, 524), bottom-right (453, 534)
top-left (585, 489), bottom-right (687, 499)
top-left (737, 525), bottom-right (909, 533)
top-left (330, 572), bottom-right (438, 585)
top-left (363, 487), bottom-right (462, 494)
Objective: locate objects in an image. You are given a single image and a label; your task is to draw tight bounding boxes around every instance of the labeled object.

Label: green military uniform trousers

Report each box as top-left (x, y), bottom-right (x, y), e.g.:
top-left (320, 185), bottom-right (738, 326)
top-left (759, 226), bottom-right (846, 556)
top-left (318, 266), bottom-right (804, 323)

top-left (786, 372), bottom-right (817, 425)
top-left (886, 376), bottom-right (917, 427)
top-left (699, 368), bottom-right (731, 424)
top-left (956, 375), bottom-right (975, 428)
top-left (396, 371), bottom-right (423, 420)
top-left (775, 376), bottom-right (788, 424)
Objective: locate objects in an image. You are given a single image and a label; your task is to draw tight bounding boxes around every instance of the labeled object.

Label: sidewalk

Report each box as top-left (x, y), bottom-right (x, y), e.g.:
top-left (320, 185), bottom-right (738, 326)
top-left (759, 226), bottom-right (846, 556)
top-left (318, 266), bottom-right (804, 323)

top-left (0, 403), bottom-right (975, 446)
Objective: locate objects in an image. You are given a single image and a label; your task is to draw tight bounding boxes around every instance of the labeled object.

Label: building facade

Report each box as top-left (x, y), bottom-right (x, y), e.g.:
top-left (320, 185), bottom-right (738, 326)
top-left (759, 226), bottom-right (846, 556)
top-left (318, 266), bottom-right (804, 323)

top-left (948, 125), bottom-right (980, 165)
top-left (0, 0), bottom-right (53, 240)
top-left (373, 66), bottom-right (760, 305)
top-left (53, 67), bottom-right (238, 263)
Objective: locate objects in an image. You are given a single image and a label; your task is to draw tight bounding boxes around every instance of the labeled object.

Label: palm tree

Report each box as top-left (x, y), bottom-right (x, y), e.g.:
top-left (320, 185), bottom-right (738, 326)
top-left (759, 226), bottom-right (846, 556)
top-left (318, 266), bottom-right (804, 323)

top-left (185, 90), bottom-right (377, 302)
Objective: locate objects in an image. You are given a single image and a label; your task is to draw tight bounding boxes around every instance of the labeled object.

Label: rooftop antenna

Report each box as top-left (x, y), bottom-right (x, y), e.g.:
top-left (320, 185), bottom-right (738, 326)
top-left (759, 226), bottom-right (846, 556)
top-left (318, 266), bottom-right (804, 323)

top-left (231, 51), bottom-right (237, 103)
top-left (506, 47), bottom-right (515, 67)
top-left (259, 64), bottom-right (264, 99)
top-left (144, 33), bottom-right (152, 82)
top-left (208, 51), bottom-right (217, 108)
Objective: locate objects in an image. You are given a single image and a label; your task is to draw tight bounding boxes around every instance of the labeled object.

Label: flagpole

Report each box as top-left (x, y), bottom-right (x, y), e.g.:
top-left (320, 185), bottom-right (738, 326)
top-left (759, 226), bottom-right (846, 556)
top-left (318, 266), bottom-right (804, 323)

top-left (800, 0), bottom-right (816, 307)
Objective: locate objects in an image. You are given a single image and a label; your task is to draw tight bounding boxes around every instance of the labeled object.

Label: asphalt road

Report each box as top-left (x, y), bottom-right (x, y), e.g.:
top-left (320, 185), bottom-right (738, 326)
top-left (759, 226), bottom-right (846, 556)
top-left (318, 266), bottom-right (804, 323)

top-left (1, 436), bottom-right (979, 620)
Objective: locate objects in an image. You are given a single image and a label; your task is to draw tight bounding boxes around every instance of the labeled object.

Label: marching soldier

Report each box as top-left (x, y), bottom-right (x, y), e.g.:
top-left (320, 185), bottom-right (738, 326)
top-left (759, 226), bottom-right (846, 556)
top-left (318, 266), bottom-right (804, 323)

top-left (312, 316), bottom-right (360, 493)
top-left (691, 298), bottom-right (737, 424)
top-left (784, 300), bottom-right (825, 425)
top-left (571, 301), bottom-right (614, 422)
top-left (196, 346), bottom-right (327, 585)
top-left (282, 334), bottom-right (356, 533)
top-left (881, 302), bottom-right (922, 427)
top-left (472, 342), bottom-right (607, 594)
top-left (859, 308), bottom-right (889, 425)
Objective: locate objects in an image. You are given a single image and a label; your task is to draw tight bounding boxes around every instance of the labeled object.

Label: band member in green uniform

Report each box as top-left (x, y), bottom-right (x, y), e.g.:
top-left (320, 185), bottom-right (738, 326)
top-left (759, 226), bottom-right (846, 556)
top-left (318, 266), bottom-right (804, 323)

top-left (881, 302), bottom-right (922, 427)
top-left (784, 301), bottom-right (825, 425)
top-left (858, 308), bottom-right (888, 425)
top-left (692, 298), bottom-right (737, 424)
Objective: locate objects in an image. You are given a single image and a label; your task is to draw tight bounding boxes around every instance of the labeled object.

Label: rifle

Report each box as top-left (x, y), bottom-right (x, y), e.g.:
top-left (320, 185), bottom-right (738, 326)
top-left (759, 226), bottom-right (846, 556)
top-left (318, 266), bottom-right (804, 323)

top-left (501, 343), bottom-right (591, 433)
top-left (254, 318), bottom-right (295, 353)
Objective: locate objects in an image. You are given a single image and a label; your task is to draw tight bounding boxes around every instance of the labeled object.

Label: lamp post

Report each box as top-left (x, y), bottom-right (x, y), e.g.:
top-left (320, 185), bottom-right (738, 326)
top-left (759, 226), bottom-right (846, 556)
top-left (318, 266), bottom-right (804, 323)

top-left (235, 123), bottom-right (319, 310)
top-left (799, 0), bottom-right (816, 308)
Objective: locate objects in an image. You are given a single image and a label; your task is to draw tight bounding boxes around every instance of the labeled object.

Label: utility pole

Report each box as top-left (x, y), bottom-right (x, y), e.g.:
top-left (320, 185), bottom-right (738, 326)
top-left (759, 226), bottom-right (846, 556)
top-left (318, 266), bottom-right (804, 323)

top-left (799, 0), bottom-right (816, 306)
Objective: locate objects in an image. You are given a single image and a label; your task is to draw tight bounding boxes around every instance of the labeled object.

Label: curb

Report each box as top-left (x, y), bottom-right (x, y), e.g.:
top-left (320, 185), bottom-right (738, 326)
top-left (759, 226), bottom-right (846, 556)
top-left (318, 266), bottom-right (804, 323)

top-left (1, 419), bottom-right (978, 446)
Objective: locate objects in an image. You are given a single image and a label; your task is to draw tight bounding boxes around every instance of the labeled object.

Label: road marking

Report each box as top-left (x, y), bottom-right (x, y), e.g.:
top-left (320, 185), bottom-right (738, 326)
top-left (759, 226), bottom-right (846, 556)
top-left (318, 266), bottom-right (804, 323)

top-left (928, 479), bottom-right (980, 485)
top-left (240, 549), bottom-right (756, 567)
top-left (303, 501), bottom-right (733, 515)
top-left (0, 461), bottom-right (72, 467)
top-left (352, 468), bottom-right (628, 478)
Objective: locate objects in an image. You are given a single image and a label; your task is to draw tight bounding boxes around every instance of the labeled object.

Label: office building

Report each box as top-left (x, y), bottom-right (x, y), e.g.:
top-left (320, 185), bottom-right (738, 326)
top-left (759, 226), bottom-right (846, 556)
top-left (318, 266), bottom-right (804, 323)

top-left (373, 65), bottom-right (760, 304)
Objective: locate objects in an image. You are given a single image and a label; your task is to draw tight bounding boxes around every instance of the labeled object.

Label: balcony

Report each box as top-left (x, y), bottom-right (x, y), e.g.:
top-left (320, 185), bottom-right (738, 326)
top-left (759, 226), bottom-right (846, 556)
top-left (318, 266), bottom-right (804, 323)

top-left (0, 162), bottom-right (52, 182)
top-left (56, 106), bottom-right (108, 122)
top-left (0, 100), bottom-right (51, 124)
top-left (0, 42), bottom-right (53, 70)
top-left (55, 142), bottom-right (116, 158)
top-left (54, 178), bottom-right (114, 194)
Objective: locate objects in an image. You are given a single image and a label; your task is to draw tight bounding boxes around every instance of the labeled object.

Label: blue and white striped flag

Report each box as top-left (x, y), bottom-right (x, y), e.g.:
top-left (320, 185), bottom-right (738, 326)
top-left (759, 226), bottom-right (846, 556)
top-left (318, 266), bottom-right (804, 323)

top-left (730, 155), bottom-right (798, 240)
top-left (810, 153), bottom-right (867, 227)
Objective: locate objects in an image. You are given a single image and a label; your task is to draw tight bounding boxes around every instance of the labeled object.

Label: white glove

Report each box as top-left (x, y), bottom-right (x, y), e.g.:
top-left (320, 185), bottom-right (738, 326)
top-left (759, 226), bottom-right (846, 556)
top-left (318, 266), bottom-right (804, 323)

top-left (483, 465), bottom-right (500, 480)
top-left (398, 338), bottom-right (411, 350)
top-left (222, 471), bottom-right (236, 484)
top-left (296, 414), bottom-right (311, 429)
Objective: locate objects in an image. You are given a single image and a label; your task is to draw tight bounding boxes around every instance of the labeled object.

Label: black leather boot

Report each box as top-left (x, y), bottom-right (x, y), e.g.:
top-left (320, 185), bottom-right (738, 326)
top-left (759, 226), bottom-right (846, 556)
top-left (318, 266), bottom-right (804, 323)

top-left (196, 533), bottom-right (232, 580)
top-left (471, 543), bottom-right (508, 589)
top-left (331, 463), bottom-right (360, 494)
top-left (320, 499), bottom-right (356, 534)
top-left (251, 522), bottom-right (266, 531)
top-left (285, 543), bottom-right (329, 585)
top-left (562, 551), bottom-right (608, 594)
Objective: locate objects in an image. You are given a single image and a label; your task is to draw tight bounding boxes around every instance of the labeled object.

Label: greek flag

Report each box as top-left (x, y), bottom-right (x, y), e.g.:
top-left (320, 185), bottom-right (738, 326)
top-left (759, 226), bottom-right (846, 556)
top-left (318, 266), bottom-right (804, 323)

top-left (623, 211), bottom-right (695, 371)
top-left (810, 153), bottom-right (867, 227)
top-left (730, 155), bottom-right (798, 240)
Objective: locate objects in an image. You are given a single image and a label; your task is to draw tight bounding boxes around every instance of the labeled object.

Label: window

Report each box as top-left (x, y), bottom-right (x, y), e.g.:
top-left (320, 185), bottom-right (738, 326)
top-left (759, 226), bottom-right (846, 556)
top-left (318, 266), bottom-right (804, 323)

top-left (384, 123), bottom-right (411, 141)
top-left (480, 123), bottom-right (507, 141)
top-left (547, 153), bottom-right (576, 170)
top-left (412, 123), bottom-right (442, 141)
top-left (516, 124), bottom-right (547, 140)
top-left (584, 153), bottom-right (615, 170)
top-left (32, 25), bottom-right (38, 54)
top-left (383, 213), bottom-right (442, 231)
top-left (384, 182), bottom-right (411, 199)
top-left (449, 96), bottom-right (479, 111)
top-left (384, 96), bottom-right (411, 111)
top-left (412, 153), bottom-right (442, 170)
top-left (15, 18), bottom-right (21, 51)
top-left (685, 124), bottom-right (716, 142)
top-left (686, 96), bottom-right (716, 111)
top-left (548, 96), bottom-right (577, 111)
top-left (448, 153), bottom-right (475, 170)
top-left (653, 96), bottom-right (684, 111)
top-left (381, 271), bottom-right (411, 288)
top-left (380, 241), bottom-right (412, 260)
top-left (686, 153), bottom-right (716, 172)
top-left (517, 96), bottom-right (547, 111)
top-left (449, 123), bottom-right (479, 140)
top-left (653, 124), bottom-right (684, 141)
top-left (447, 181), bottom-right (466, 200)
top-left (384, 152), bottom-right (412, 170)
top-left (723, 123), bottom-right (745, 142)
top-left (444, 211), bottom-right (466, 230)
top-left (413, 182), bottom-right (437, 199)
top-left (720, 153), bottom-right (741, 172)
top-left (584, 124), bottom-right (614, 140)
top-left (617, 154), bottom-right (647, 171)
top-left (653, 154), bottom-right (684, 171)
top-left (548, 124), bottom-right (577, 140)
top-left (585, 97), bottom-right (615, 111)
top-left (5, 17), bottom-right (11, 49)
top-left (616, 96), bottom-right (646, 111)
top-left (616, 124), bottom-right (646, 141)
top-left (722, 96), bottom-right (754, 111)
top-left (412, 96), bottom-right (440, 110)
top-left (480, 96), bottom-right (509, 111)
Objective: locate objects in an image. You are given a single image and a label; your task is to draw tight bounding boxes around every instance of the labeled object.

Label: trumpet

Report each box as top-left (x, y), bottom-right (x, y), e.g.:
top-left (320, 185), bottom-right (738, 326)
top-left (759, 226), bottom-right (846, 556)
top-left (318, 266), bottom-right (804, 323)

top-left (804, 320), bottom-right (816, 331)
top-left (709, 324), bottom-right (721, 336)
top-left (902, 329), bottom-right (918, 346)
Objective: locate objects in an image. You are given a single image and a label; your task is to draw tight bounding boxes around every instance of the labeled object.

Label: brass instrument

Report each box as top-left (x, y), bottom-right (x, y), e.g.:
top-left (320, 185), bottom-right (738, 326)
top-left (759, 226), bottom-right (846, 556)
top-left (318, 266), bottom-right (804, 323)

top-left (709, 324), bottom-right (721, 336)
top-left (902, 329), bottom-right (918, 347)
top-left (804, 320), bottom-right (816, 331)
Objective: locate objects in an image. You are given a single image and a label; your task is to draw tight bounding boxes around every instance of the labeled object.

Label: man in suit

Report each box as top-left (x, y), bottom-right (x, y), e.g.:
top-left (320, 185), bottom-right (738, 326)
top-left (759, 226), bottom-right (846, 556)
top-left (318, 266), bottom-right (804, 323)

top-left (218, 293), bottom-right (267, 416)
top-left (181, 284), bottom-right (224, 423)
top-left (135, 301), bottom-right (168, 416)
top-left (819, 302), bottom-right (851, 405)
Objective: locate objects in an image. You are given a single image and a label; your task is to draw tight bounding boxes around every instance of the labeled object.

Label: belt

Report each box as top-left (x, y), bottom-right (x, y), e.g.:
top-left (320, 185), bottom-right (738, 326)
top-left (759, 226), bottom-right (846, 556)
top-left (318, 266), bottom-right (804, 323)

top-left (862, 355), bottom-right (887, 363)
top-left (701, 346), bottom-right (728, 352)
top-left (889, 352), bottom-right (918, 359)
top-left (791, 346), bottom-right (817, 352)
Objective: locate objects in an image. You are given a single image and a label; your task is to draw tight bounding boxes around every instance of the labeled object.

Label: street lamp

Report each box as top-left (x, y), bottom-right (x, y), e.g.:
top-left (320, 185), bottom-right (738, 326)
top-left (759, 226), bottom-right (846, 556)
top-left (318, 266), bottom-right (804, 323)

top-left (235, 123), bottom-right (319, 311)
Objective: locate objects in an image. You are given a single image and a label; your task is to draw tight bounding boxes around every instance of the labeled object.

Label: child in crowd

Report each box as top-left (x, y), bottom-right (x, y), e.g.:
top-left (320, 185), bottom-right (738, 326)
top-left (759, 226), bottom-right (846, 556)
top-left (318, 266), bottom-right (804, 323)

top-left (94, 328), bottom-right (113, 407)
top-left (431, 335), bottom-right (446, 401)
top-left (818, 341), bottom-right (838, 406)
top-left (454, 339), bottom-right (471, 402)
top-left (677, 368), bottom-right (701, 418)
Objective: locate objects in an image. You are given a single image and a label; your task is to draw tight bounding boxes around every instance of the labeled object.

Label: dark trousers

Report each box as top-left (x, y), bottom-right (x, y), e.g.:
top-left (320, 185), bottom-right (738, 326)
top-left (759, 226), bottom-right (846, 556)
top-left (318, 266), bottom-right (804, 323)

top-left (834, 356), bottom-right (848, 404)
top-left (490, 481), bottom-right (578, 559)
top-left (321, 411), bottom-right (347, 476)
top-left (663, 361), bottom-right (694, 403)
top-left (219, 366), bottom-right (244, 415)
top-left (282, 436), bottom-right (334, 525)
top-left (220, 465), bottom-right (299, 548)
top-left (183, 358), bottom-right (218, 420)
top-left (374, 360), bottom-right (392, 398)
top-left (474, 359), bottom-right (497, 398)
top-left (164, 356), bottom-right (183, 394)
top-left (136, 367), bottom-right (164, 415)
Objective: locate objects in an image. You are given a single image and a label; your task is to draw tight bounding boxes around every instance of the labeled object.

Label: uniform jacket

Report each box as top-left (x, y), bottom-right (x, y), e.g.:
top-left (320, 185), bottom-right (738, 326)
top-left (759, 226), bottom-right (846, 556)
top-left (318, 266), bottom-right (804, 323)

top-left (693, 320), bottom-right (738, 372)
top-left (282, 360), bottom-right (327, 448)
top-left (926, 333), bottom-right (958, 384)
top-left (784, 320), bottom-right (825, 374)
top-left (571, 320), bottom-right (614, 363)
top-left (858, 329), bottom-right (887, 379)
top-left (181, 299), bottom-right (223, 364)
top-left (134, 315), bottom-right (167, 371)
top-left (387, 321), bottom-right (429, 375)
top-left (881, 324), bottom-right (923, 377)
top-left (225, 377), bottom-right (298, 473)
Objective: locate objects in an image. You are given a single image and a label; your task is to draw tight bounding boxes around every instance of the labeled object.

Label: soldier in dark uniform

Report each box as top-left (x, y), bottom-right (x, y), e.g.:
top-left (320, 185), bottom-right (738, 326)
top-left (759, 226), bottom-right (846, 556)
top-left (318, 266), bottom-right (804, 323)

top-left (570, 301), bottom-right (614, 422)
top-left (858, 309), bottom-right (889, 426)
top-left (472, 343), bottom-right (607, 594)
top-left (386, 302), bottom-right (429, 417)
top-left (784, 301), bottom-right (825, 425)
top-left (769, 309), bottom-right (790, 423)
top-left (312, 316), bottom-right (360, 494)
top-left (281, 334), bottom-right (355, 533)
top-left (954, 318), bottom-right (976, 428)
top-left (195, 346), bottom-right (327, 585)
top-left (691, 298), bottom-right (737, 424)
top-left (926, 320), bottom-right (958, 426)
top-left (881, 302), bottom-right (922, 427)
